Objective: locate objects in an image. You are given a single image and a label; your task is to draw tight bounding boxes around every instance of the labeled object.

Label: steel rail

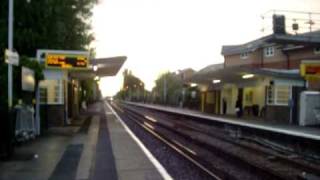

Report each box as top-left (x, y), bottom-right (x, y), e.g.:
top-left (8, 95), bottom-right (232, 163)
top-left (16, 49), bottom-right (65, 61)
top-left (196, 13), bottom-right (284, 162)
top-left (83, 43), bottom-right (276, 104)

top-left (112, 103), bottom-right (226, 180)
top-left (120, 104), bottom-right (290, 180)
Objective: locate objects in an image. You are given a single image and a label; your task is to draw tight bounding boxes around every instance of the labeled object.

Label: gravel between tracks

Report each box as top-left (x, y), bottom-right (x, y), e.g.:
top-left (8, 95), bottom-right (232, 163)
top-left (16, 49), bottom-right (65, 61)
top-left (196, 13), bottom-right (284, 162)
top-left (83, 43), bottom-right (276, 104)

top-left (127, 105), bottom-right (320, 179)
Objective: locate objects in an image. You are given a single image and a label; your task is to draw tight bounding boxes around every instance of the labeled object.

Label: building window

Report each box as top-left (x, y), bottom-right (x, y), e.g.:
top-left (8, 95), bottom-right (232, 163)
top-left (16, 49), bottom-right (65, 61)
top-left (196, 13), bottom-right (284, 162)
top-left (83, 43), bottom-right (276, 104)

top-left (39, 80), bottom-right (64, 104)
top-left (240, 52), bottom-right (249, 59)
top-left (264, 46), bottom-right (275, 57)
top-left (314, 47), bottom-right (320, 54)
top-left (39, 87), bottom-right (47, 103)
top-left (267, 85), bottom-right (291, 106)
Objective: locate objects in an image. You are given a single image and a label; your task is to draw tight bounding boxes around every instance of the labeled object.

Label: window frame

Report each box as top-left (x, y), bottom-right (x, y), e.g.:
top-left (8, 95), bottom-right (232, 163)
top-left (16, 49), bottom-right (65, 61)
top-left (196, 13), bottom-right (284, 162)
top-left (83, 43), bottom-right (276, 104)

top-left (314, 47), bottom-right (320, 54)
top-left (39, 79), bottom-right (64, 105)
top-left (264, 46), bottom-right (275, 57)
top-left (266, 85), bottom-right (291, 106)
top-left (240, 52), bottom-right (249, 59)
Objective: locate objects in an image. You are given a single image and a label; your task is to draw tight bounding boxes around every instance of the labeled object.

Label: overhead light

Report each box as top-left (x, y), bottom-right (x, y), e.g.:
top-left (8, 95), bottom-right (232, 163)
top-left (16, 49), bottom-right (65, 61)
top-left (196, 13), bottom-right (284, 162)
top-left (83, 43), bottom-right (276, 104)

top-left (212, 79), bottom-right (221, 84)
top-left (242, 74), bottom-right (254, 79)
top-left (93, 65), bottom-right (98, 72)
top-left (190, 83), bottom-right (197, 87)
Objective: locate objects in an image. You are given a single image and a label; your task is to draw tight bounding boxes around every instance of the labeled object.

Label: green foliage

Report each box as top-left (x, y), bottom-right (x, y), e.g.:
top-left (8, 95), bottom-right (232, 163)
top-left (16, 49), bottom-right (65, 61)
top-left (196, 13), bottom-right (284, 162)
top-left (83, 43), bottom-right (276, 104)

top-left (20, 56), bottom-right (44, 82)
top-left (0, 0), bottom-right (97, 106)
top-left (80, 79), bottom-right (101, 103)
top-left (153, 72), bottom-right (183, 105)
top-left (0, 0), bottom-right (97, 57)
top-left (117, 69), bottom-right (145, 101)
top-left (123, 69), bottom-right (145, 90)
top-left (0, 57), bottom-right (44, 106)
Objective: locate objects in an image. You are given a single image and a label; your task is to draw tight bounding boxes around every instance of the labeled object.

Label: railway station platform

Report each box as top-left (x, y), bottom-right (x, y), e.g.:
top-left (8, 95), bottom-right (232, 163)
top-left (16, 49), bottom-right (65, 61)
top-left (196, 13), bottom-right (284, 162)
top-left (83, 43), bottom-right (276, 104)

top-left (0, 102), bottom-right (170, 180)
top-left (125, 102), bottom-right (320, 141)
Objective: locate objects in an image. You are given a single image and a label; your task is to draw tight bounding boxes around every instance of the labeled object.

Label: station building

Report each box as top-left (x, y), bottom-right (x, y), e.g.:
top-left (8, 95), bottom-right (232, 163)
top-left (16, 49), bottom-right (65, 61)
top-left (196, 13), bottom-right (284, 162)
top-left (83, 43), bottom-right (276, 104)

top-left (34, 50), bottom-right (126, 134)
top-left (191, 30), bottom-right (320, 124)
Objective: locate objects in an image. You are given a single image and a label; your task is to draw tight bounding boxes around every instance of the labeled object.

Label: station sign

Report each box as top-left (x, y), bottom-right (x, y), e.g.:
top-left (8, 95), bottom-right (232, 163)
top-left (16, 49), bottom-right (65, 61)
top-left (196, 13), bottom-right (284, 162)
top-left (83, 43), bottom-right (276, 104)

top-left (21, 67), bottom-right (35, 92)
top-left (5, 49), bottom-right (19, 65)
top-left (300, 60), bottom-right (320, 79)
top-left (45, 53), bottom-right (89, 69)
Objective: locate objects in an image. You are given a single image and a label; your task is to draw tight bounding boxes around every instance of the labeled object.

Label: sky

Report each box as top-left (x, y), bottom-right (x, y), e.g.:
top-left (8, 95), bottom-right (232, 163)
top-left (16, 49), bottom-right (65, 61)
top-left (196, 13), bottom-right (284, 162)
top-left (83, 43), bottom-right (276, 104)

top-left (91, 0), bottom-right (320, 97)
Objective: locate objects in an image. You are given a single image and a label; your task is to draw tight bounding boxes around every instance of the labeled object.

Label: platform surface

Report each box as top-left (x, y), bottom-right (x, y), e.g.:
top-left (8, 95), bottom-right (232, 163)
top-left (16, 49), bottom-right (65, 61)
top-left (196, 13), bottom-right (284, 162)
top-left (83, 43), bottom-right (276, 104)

top-left (0, 102), bottom-right (170, 180)
top-left (126, 102), bottom-right (320, 141)
top-left (103, 102), bottom-right (167, 180)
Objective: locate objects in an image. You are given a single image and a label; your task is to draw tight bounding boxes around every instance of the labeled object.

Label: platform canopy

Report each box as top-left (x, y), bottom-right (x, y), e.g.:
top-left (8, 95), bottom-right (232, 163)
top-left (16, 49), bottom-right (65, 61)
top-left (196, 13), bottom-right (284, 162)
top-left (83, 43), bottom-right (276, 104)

top-left (190, 64), bottom-right (303, 89)
top-left (70, 56), bottom-right (127, 79)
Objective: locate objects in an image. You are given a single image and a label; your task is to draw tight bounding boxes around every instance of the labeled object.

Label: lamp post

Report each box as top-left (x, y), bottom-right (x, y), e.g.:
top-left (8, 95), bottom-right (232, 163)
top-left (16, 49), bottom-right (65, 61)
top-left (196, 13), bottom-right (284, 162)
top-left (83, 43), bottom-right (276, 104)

top-left (7, 0), bottom-right (31, 108)
top-left (163, 76), bottom-right (167, 105)
top-left (8, 0), bottom-right (13, 108)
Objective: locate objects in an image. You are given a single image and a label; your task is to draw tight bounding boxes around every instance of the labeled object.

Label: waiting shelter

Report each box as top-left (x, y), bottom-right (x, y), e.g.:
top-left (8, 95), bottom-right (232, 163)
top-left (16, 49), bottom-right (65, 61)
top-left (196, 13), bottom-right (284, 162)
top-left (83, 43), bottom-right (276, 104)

top-left (34, 49), bottom-right (126, 135)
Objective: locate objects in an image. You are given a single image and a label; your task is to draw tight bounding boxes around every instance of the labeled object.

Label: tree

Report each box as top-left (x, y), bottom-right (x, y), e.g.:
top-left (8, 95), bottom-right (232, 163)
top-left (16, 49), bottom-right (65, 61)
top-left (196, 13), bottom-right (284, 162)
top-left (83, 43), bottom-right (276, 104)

top-left (153, 72), bottom-right (183, 105)
top-left (115, 69), bottom-right (146, 101)
top-left (0, 0), bottom-right (96, 57)
top-left (0, 0), bottom-right (97, 105)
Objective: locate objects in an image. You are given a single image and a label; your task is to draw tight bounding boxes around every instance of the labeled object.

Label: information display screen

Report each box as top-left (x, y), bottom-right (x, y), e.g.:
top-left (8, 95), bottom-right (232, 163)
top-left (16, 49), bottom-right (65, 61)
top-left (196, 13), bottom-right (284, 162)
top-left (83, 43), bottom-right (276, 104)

top-left (45, 54), bottom-right (88, 69)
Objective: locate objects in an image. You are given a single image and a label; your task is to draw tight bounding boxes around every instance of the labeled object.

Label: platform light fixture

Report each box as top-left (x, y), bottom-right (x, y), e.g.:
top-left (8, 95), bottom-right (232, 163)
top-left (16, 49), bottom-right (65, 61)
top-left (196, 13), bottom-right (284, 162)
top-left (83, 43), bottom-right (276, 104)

top-left (242, 74), bottom-right (254, 79)
top-left (190, 83), bottom-right (197, 87)
top-left (93, 65), bottom-right (98, 72)
top-left (212, 79), bottom-right (221, 84)
top-left (94, 76), bottom-right (100, 81)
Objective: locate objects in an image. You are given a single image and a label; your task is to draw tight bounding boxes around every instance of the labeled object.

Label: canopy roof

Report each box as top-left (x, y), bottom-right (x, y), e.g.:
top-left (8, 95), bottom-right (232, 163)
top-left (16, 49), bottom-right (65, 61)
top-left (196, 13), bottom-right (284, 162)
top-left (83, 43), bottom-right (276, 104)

top-left (70, 56), bottom-right (127, 79)
top-left (191, 65), bottom-right (303, 88)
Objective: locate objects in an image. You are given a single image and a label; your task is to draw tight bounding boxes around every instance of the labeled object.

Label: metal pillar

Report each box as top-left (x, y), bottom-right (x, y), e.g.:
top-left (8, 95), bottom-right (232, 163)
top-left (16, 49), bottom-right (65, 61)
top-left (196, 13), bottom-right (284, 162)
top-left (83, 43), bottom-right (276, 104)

top-left (8, 0), bottom-right (14, 108)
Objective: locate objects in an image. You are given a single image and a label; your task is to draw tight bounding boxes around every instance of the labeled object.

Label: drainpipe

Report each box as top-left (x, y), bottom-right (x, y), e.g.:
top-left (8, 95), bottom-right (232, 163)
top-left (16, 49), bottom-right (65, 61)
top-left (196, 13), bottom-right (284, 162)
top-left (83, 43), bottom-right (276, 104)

top-left (283, 50), bottom-right (290, 69)
top-left (261, 49), bottom-right (264, 68)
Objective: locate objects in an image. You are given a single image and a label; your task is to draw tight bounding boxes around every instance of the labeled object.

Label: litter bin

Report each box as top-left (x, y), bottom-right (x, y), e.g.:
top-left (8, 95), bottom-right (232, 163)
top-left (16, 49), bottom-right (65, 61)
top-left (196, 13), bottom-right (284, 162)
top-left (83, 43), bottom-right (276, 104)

top-left (15, 105), bottom-right (36, 142)
top-left (252, 104), bottom-right (260, 117)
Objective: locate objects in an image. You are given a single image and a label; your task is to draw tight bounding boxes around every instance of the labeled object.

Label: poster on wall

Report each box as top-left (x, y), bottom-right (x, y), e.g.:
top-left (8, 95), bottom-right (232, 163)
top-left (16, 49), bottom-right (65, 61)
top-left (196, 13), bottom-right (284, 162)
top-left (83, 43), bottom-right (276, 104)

top-left (300, 60), bottom-right (320, 78)
top-left (22, 67), bottom-right (35, 92)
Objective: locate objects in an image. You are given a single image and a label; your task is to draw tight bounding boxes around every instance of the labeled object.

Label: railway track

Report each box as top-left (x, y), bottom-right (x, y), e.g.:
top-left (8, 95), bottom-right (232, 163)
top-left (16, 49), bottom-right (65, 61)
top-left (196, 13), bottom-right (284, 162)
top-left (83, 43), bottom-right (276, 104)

top-left (125, 104), bottom-right (320, 177)
top-left (112, 102), bottom-right (226, 179)
top-left (111, 102), bottom-right (320, 180)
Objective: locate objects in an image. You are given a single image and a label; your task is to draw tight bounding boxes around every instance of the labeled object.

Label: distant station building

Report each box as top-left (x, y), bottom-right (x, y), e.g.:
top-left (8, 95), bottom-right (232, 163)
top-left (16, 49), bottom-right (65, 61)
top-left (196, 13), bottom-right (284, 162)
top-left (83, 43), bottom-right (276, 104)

top-left (191, 17), bottom-right (320, 124)
top-left (34, 50), bottom-right (126, 134)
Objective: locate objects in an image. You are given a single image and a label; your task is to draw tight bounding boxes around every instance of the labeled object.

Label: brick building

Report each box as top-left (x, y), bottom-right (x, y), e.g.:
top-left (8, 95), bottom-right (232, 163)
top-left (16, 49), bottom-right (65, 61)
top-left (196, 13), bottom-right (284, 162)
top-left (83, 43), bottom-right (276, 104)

top-left (191, 30), bottom-right (320, 124)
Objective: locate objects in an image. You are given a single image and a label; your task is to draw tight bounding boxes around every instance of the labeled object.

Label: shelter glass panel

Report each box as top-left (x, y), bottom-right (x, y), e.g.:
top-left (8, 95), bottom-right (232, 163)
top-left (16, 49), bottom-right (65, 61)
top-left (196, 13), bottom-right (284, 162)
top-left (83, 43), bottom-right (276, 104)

top-left (39, 80), bottom-right (64, 104)
top-left (267, 85), bottom-right (291, 106)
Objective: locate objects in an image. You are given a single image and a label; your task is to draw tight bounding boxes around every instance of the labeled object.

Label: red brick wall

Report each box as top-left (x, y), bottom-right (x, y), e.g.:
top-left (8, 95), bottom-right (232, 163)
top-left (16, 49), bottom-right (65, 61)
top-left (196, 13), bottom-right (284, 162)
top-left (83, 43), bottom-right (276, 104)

top-left (225, 50), bottom-right (262, 67)
top-left (224, 46), bottom-right (320, 69)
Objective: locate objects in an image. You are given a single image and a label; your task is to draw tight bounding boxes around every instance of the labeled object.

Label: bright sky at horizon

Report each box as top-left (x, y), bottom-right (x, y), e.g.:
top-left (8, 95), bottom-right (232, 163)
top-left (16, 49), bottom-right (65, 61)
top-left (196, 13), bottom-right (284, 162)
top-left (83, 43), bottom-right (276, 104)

top-left (92, 0), bottom-right (320, 97)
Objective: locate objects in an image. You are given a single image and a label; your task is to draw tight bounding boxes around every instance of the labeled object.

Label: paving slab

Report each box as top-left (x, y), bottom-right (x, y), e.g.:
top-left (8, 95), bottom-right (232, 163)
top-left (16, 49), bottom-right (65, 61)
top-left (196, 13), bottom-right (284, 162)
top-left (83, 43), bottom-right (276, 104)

top-left (75, 116), bottom-right (99, 180)
top-left (0, 134), bottom-right (72, 180)
top-left (104, 102), bottom-right (165, 180)
top-left (48, 144), bottom-right (83, 180)
top-left (90, 110), bottom-right (118, 180)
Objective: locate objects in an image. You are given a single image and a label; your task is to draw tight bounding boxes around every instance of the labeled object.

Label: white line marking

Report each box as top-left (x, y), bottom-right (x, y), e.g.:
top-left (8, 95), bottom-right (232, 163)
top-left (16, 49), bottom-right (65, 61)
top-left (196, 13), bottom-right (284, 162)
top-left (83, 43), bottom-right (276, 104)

top-left (106, 102), bottom-right (173, 180)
